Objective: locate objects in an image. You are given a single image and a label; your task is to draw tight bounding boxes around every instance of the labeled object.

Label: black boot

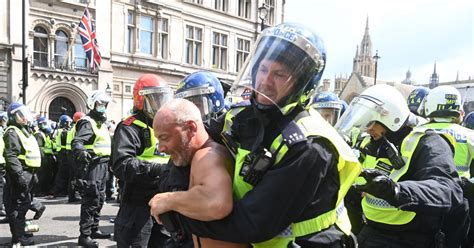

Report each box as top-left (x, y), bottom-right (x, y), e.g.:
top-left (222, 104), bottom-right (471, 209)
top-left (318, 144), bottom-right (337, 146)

top-left (91, 230), bottom-right (111, 239)
top-left (78, 235), bottom-right (99, 248)
top-left (33, 205), bottom-right (46, 220)
top-left (0, 216), bottom-right (8, 224)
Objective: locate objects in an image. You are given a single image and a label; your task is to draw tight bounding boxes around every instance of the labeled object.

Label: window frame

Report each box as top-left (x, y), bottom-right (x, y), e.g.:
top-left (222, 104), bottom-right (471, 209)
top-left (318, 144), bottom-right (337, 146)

top-left (212, 31), bottom-right (228, 71)
top-left (138, 14), bottom-right (154, 55)
top-left (33, 26), bottom-right (49, 68)
top-left (235, 37), bottom-right (250, 72)
top-left (185, 25), bottom-right (203, 66)
top-left (54, 29), bottom-right (69, 69)
top-left (158, 17), bottom-right (169, 59)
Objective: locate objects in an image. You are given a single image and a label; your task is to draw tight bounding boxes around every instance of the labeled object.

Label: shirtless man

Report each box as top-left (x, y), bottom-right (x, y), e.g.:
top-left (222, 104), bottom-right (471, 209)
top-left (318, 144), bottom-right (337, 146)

top-left (149, 99), bottom-right (247, 248)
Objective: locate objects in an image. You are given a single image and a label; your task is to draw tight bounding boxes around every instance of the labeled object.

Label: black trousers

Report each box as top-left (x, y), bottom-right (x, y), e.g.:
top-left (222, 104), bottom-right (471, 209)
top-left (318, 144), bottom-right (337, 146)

top-left (114, 204), bottom-right (154, 247)
top-left (35, 154), bottom-right (55, 195)
top-left (357, 225), bottom-right (434, 248)
top-left (52, 151), bottom-right (70, 196)
top-left (0, 169), bottom-right (5, 211)
top-left (79, 161), bottom-right (107, 236)
top-left (5, 171), bottom-right (34, 243)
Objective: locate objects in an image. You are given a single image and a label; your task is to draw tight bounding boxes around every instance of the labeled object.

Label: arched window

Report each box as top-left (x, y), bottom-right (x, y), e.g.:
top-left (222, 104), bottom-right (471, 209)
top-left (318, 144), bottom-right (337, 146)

top-left (74, 34), bottom-right (87, 70)
top-left (55, 30), bottom-right (69, 69)
top-left (48, 96), bottom-right (75, 122)
top-left (33, 26), bottom-right (49, 67)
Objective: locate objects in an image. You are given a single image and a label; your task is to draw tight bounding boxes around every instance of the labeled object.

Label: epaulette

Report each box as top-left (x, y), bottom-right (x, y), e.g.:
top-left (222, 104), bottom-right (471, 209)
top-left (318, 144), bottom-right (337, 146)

top-left (230, 100), bottom-right (251, 109)
top-left (281, 120), bottom-right (307, 148)
top-left (123, 116), bottom-right (136, 126)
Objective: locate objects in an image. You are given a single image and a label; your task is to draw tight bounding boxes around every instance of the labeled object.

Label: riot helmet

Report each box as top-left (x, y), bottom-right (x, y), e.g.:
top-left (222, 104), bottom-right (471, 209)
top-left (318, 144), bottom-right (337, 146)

top-left (59, 115), bottom-right (72, 129)
top-left (463, 112), bottom-right (474, 130)
top-left (175, 71), bottom-right (225, 121)
top-left (229, 22), bottom-right (326, 115)
top-left (7, 102), bottom-right (34, 128)
top-left (335, 84), bottom-right (410, 138)
top-left (424, 85), bottom-right (462, 122)
top-left (310, 91), bottom-right (343, 125)
top-left (87, 90), bottom-right (111, 122)
top-left (407, 87), bottom-right (429, 116)
top-left (37, 116), bottom-right (49, 131)
top-left (133, 74), bottom-right (173, 119)
top-left (73, 112), bottom-right (85, 123)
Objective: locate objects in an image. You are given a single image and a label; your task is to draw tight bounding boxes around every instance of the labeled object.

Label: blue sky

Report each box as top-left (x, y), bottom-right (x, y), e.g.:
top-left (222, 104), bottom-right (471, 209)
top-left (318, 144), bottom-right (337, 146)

top-left (284, 0), bottom-right (473, 85)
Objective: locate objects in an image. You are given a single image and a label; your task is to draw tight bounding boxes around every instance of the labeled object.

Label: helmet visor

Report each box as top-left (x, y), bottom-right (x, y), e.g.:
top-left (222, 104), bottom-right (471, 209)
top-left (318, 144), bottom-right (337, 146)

top-left (142, 87), bottom-right (174, 118)
top-left (335, 96), bottom-right (387, 138)
top-left (176, 86), bottom-right (214, 120)
top-left (11, 105), bottom-right (34, 126)
top-left (228, 28), bottom-right (323, 113)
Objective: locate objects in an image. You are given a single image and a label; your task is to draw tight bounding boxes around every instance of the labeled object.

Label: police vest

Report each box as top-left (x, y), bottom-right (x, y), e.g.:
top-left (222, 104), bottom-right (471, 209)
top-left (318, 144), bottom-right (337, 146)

top-left (223, 107), bottom-right (361, 248)
top-left (421, 122), bottom-right (474, 178)
top-left (5, 126), bottom-right (41, 168)
top-left (65, 125), bottom-right (76, 151)
top-left (55, 128), bottom-right (67, 152)
top-left (82, 116), bottom-right (111, 156)
top-left (361, 129), bottom-right (454, 225)
top-left (0, 136), bottom-right (5, 164)
top-left (35, 131), bottom-right (53, 154)
top-left (130, 118), bottom-right (169, 164)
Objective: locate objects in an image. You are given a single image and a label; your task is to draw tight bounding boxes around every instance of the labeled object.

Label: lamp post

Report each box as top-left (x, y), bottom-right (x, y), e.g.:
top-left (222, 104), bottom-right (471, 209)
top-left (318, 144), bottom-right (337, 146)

top-left (21, 0), bottom-right (28, 104)
top-left (373, 50), bottom-right (381, 85)
top-left (106, 83), bottom-right (112, 97)
top-left (258, 3), bottom-right (269, 31)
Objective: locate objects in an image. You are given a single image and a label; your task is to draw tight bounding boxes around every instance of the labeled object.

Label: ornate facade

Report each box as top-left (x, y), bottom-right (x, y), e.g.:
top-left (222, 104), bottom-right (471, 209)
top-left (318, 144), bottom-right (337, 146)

top-left (0, 0), bottom-right (284, 121)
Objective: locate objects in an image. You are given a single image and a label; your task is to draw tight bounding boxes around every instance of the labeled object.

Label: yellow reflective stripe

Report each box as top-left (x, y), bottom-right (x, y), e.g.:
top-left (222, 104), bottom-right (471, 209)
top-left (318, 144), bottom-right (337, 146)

top-left (269, 135), bottom-right (288, 165)
top-left (83, 116), bottom-right (111, 156)
top-left (6, 126), bottom-right (41, 168)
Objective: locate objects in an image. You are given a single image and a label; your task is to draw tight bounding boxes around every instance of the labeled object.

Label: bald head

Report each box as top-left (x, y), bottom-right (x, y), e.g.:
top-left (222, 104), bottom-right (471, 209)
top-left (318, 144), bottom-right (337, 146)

top-left (154, 98), bottom-right (203, 128)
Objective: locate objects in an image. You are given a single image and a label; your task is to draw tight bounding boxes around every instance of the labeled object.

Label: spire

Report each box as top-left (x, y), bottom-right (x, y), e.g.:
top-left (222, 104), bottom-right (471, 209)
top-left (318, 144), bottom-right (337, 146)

top-left (456, 71), bottom-right (459, 82)
top-left (355, 45), bottom-right (359, 57)
top-left (429, 61), bottom-right (439, 89)
top-left (365, 15), bottom-right (369, 34)
top-left (433, 62), bottom-right (437, 74)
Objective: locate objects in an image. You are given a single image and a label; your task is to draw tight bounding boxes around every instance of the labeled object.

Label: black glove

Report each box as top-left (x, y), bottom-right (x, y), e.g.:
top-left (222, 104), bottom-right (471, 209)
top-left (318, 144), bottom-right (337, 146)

top-left (76, 150), bottom-right (92, 164)
top-left (461, 177), bottom-right (474, 199)
top-left (353, 169), bottom-right (400, 204)
top-left (16, 172), bottom-right (28, 191)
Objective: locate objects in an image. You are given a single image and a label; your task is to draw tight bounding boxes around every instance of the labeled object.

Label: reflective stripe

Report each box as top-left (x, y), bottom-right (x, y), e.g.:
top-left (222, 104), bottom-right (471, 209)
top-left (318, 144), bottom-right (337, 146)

top-left (421, 123), bottom-right (474, 178)
top-left (6, 126), bottom-right (41, 168)
top-left (82, 117), bottom-right (111, 156)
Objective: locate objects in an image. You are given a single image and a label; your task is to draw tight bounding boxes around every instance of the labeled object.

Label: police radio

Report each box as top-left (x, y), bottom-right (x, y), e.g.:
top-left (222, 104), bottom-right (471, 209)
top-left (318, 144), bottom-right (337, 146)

top-left (240, 148), bottom-right (274, 186)
top-left (143, 128), bottom-right (151, 147)
top-left (382, 136), bottom-right (405, 170)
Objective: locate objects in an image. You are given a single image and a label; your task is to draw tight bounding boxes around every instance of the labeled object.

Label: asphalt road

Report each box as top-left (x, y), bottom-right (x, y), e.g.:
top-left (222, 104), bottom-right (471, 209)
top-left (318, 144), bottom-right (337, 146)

top-left (0, 196), bottom-right (119, 247)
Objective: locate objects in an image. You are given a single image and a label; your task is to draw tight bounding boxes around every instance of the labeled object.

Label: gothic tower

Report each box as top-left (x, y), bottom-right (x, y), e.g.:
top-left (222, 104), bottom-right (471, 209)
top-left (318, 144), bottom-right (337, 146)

top-left (429, 62), bottom-right (439, 89)
top-left (353, 17), bottom-right (375, 77)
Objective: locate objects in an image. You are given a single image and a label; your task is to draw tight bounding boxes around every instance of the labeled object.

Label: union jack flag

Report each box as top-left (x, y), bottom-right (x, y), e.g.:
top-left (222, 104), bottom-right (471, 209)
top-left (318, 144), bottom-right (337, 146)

top-left (78, 8), bottom-right (101, 72)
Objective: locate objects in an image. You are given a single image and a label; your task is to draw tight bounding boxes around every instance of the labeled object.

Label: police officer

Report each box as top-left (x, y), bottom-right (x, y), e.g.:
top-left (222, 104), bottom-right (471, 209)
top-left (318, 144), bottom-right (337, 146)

top-left (66, 112), bottom-right (85, 203)
top-left (51, 115), bottom-right (73, 197)
top-left (420, 85), bottom-right (474, 246)
top-left (336, 84), bottom-right (465, 247)
top-left (309, 91), bottom-right (344, 126)
top-left (3, 103), bottom-right (41, 245)
top-left (73, 90), bottom-right (112, 247)
top-left (111, 74), bottom-right (172, 247)
top-left (34, 116), bottom-right (55, 196)
top-left (155, 23), bottom-right (361, 247)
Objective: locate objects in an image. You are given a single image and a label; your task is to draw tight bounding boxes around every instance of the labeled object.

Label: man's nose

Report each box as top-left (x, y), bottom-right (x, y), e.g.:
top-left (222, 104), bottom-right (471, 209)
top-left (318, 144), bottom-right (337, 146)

top-left (158, 143), bottom-right (167, 153)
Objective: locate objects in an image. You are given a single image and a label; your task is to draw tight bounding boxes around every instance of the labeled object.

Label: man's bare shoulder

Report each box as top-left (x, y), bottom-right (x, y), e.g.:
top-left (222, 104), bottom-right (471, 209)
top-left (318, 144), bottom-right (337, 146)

top-left (192, 140), bottom-right (232, 173)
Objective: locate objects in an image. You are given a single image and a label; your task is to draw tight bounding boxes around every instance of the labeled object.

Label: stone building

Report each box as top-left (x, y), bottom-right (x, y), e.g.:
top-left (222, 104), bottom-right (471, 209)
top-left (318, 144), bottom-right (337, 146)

top-left (0, 0), bottom-right (284, 121)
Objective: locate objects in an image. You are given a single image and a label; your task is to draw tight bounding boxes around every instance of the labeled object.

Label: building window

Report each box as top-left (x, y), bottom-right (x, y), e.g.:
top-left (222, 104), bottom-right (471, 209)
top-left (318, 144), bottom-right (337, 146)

top-left (125, 85), bottom-right (132, 93)
top-left (139, 15), bottom-right (154, 54)
top-left (54, 30), bottom-right (69, 69)
top-left (127, 11), bottom-right (135, 53)
top-left (265, 0), bottom-right (275, 25)
top-left (158, 18), bottom-right (169, 59)
top-left (238, 0), bottom-right (251, 19)
top-left (33, 26), bottom-right (49, 68)
top-left (185, 25), bottom-right (202, 66)
top-left (212, 32), bottom-right (227, 70)
top-left (191, 0), bottom-right (203, 3)
top-left (236, 38), bottom-right (250, 72)
top-left (214, 0), bottom-right (228, 12)
top-left (74, 34), bottom-right (87, 70)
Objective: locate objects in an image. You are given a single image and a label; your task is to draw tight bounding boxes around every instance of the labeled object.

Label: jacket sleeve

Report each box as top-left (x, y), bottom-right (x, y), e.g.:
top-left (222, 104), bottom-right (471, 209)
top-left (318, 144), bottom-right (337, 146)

top-left (72, 119), bottom-right (94, 158)
top-left (111, 122), bottom-right (162, 183)
top-left (179, 139), bottom-right (338, 243)
top-left (394, 132), bottom-right (464, 214)
top-left (3, 128), bottom-right (24, 175)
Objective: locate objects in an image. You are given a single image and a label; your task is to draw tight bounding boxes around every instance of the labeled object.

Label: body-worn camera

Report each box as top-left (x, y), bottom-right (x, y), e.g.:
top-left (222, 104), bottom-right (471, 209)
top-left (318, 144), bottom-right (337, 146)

top-left (382, 136), bottom-right (405, 170)
top-left (240, 148), bottom-right (273, 186)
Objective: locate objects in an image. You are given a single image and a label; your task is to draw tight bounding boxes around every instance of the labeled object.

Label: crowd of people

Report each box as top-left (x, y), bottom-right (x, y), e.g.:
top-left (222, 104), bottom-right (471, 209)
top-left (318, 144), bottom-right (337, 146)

top-left (0, 22), bottom-right (474, 248)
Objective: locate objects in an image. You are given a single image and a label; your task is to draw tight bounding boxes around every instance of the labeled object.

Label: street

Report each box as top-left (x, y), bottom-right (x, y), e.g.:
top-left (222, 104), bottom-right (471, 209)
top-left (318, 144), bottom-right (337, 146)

top-left (0, 196), bottom-right (119, 247)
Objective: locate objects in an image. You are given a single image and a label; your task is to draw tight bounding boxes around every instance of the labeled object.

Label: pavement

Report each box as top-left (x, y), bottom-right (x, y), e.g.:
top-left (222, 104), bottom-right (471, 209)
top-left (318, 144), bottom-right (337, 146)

top-left (0, 196), bottom-right (120, 247)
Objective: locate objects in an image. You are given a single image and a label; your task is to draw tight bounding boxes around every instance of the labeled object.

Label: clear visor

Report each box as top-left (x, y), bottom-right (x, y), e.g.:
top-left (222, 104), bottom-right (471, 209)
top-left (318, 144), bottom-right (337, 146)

top-left (186, 95), bottom-right (212, 121)
top-left (228, 29), bottom-right (323, 113)
top-left (313, 107), bottom-right (341, 126)
top-left (11, 105), bottom-right (34, 126)
top-left (142, 87), bottom-right (174, 118)
top-left (335, 96), bottom-right (387, 137)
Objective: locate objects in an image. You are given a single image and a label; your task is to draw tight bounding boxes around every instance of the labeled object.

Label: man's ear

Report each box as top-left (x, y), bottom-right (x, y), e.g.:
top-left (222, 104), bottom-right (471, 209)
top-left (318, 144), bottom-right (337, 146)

top-left (186, 120), bottom-right (198, 134)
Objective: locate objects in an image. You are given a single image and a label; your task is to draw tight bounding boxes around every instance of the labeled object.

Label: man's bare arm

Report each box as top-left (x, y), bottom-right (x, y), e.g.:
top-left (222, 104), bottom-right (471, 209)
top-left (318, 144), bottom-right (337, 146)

top-left (150, 143), bottom-right (234, 221)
